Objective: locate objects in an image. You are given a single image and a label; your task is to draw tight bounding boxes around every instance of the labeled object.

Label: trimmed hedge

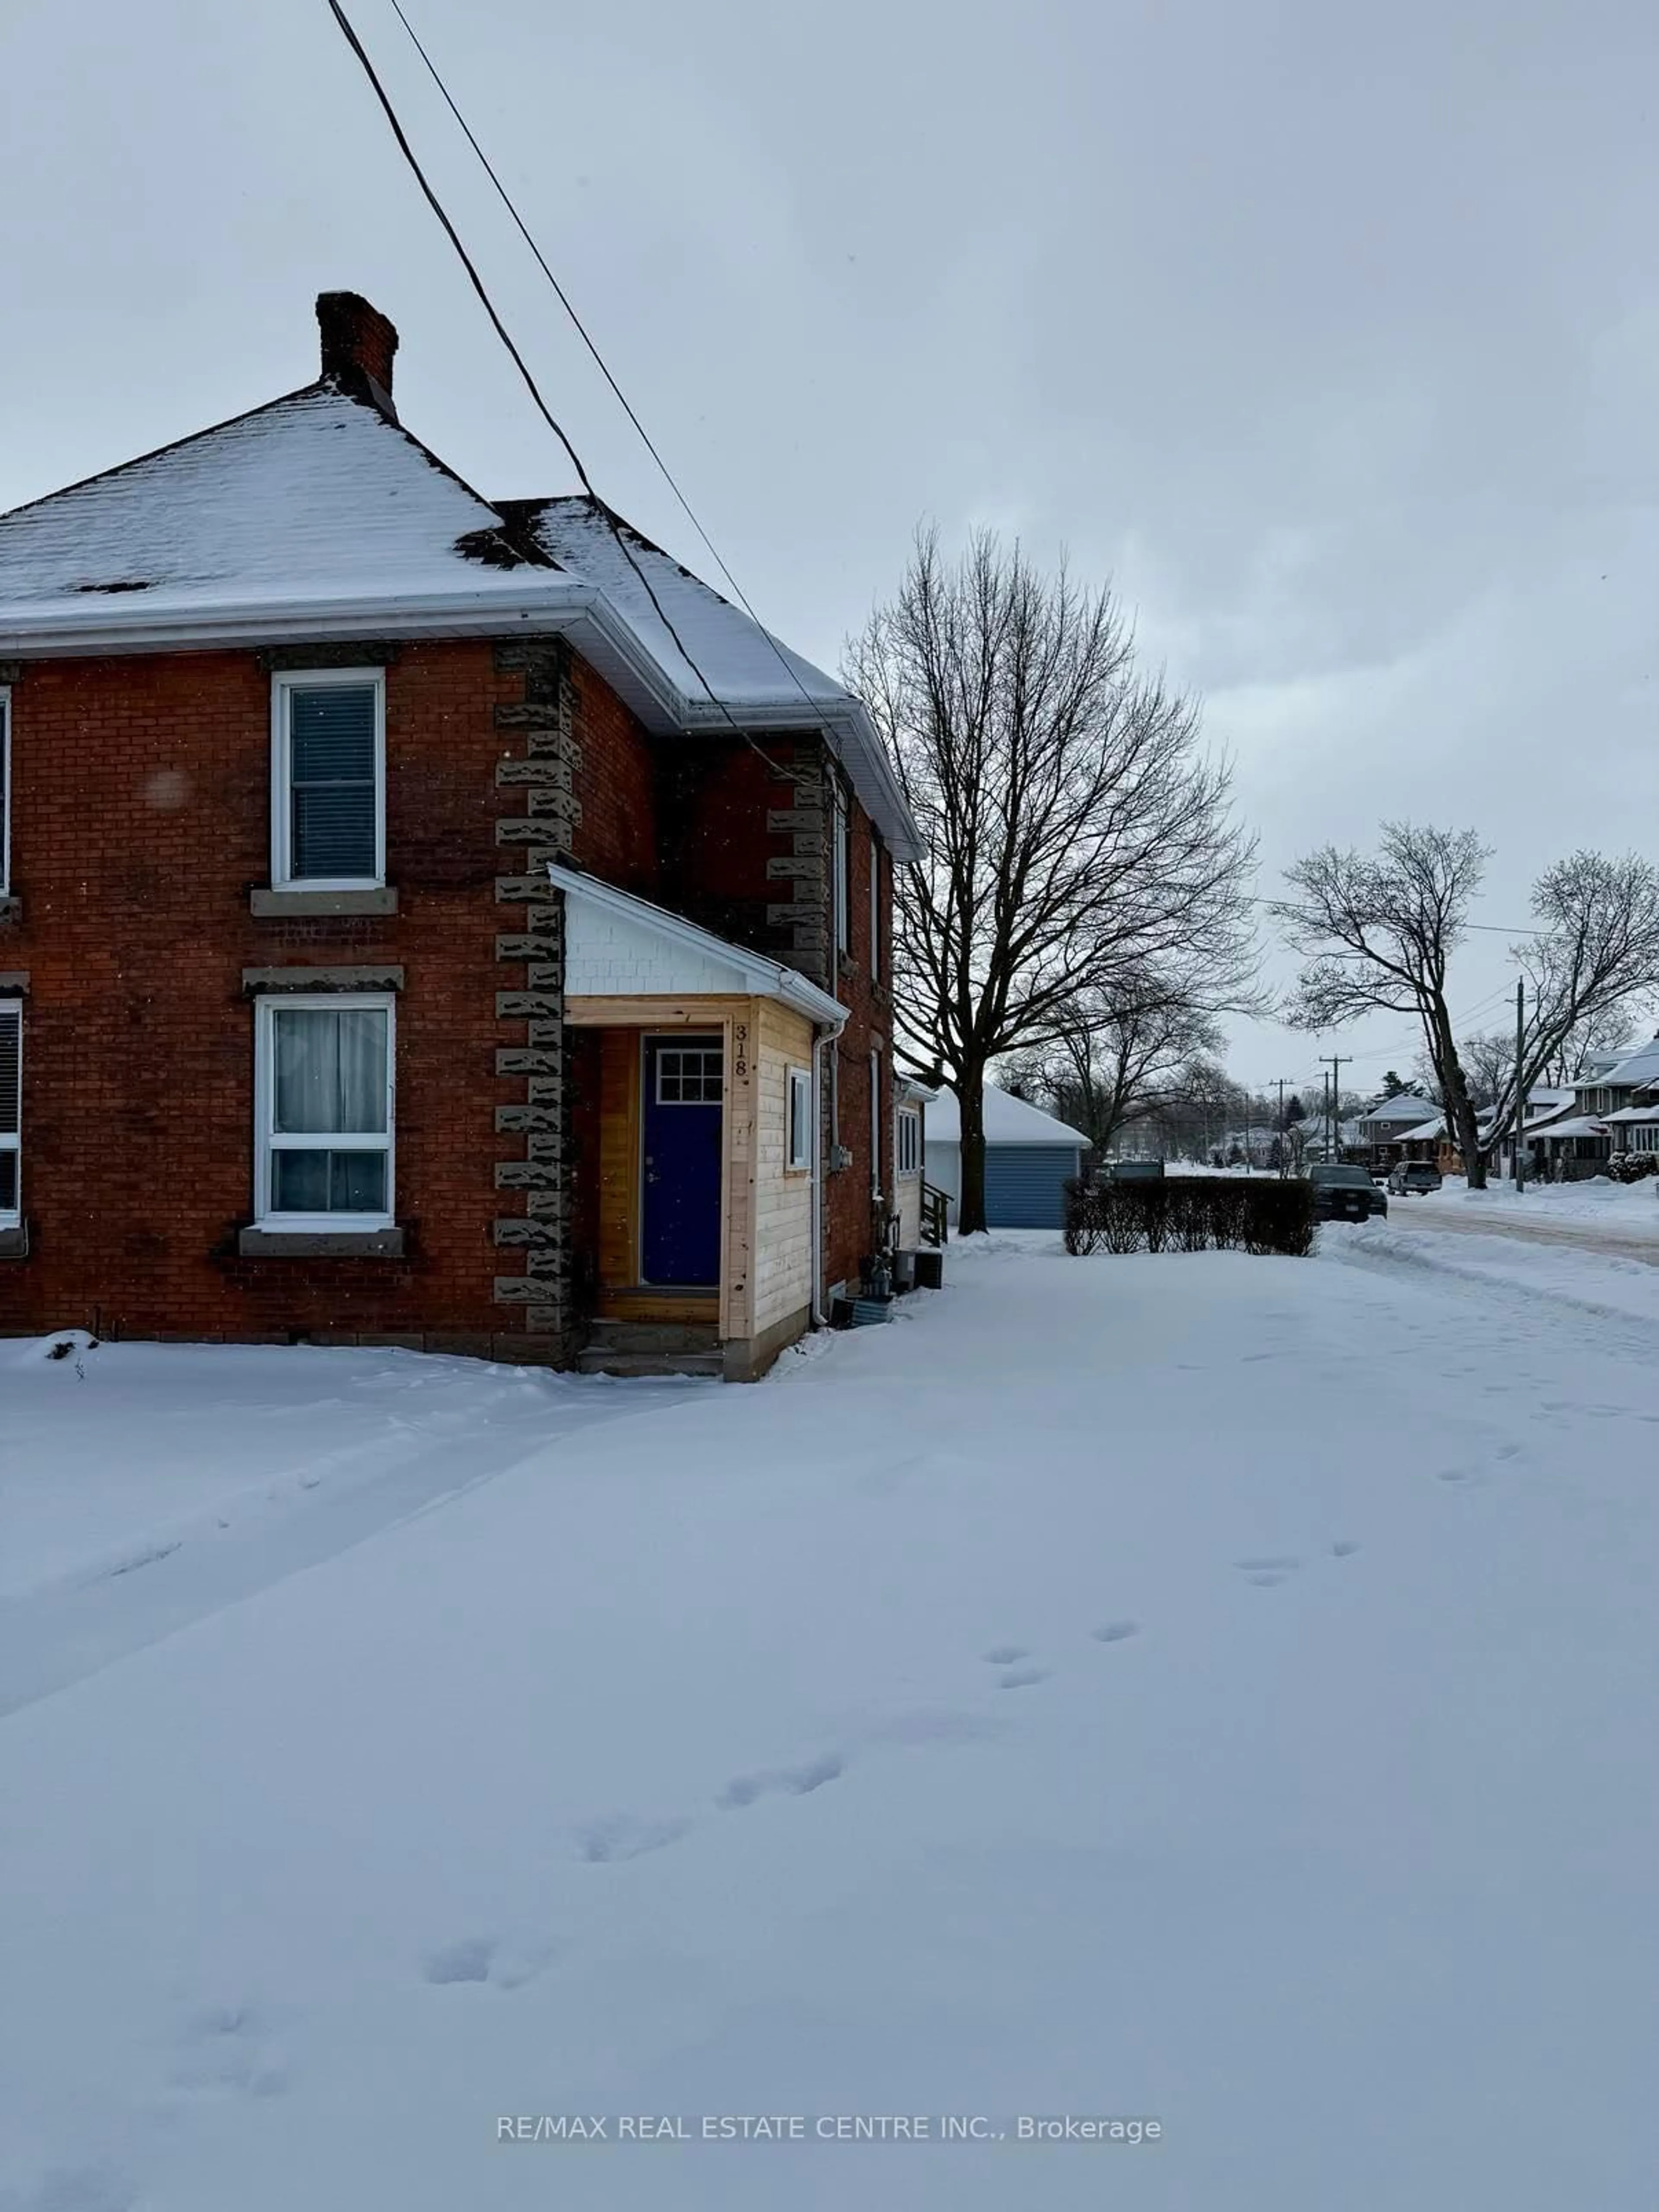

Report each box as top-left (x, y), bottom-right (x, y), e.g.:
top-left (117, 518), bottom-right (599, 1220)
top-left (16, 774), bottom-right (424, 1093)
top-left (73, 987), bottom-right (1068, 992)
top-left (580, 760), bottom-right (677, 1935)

top-left (1063, 1176), bottom-right (1316, 1259)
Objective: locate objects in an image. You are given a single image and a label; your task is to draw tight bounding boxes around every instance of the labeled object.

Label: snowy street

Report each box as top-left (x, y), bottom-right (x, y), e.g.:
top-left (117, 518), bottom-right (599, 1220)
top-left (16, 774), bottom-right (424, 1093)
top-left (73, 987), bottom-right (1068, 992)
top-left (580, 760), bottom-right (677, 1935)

top-left (4, 1229), bottom-right (1659, 2209)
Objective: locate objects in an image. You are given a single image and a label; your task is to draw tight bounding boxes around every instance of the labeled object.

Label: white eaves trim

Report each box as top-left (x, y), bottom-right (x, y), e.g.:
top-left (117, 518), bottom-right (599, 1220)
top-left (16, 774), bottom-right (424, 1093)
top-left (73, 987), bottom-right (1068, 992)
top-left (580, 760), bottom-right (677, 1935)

top-left (550, 863), bottom-right (848, 1032)
top-left (0, 581), bottom-right (923, 864)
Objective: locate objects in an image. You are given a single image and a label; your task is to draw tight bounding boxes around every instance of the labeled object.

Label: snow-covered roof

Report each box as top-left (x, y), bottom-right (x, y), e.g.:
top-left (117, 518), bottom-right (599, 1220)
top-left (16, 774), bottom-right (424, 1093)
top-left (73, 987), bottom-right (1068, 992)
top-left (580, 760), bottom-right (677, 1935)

top-left (923, 1087), bottom-right (1088, 1148)
top-left (550, 863), bottom-right (844, 1027)
top-left (522, 500), bottom-right (847, 715)
top-left (0, 306), bottom-right (922, 863)
top-left (1602, 1105), bottom-right (1659, 1125)
top-left (1359, 1094), bottom-right (1439, 1123)
top-left (0, 387), bottom-right (513, 623)
top-left (1586, 1038), bottom-right (1659, 1092)
top-left (1394, 1117), bottom-right (1447, 1144)
top-left (1531, 1116), bottom-right (1607, 1141)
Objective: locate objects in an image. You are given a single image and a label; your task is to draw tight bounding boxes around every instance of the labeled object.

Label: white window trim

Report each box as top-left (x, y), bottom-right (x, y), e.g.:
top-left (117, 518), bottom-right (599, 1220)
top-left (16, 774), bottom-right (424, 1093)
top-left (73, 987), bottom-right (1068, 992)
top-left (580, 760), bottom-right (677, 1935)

top-left (253, 993), bottom-right (395, 1233)
top-left (897, 1107), bottom-right (921, 1178)
top-left (833, 795), bottom-right (850, 957)
top-left (0, 686), bottom-right (11, 897)
top-left (785, 1065), bottom-right (813, 1173)
top-left (270, 667), bottom-right (386, 891)
top-left (0, 1000), bottom-right (19, 1228)
top-left (869, 830), bottom-right (880, 982)
top-left (870, 1047), bottom-right (882, 1198)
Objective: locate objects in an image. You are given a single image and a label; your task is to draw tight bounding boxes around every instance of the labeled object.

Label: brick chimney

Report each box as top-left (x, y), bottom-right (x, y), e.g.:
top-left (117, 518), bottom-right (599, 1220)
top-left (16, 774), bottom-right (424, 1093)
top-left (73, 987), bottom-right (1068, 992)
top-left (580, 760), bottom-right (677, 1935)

top-left (316, 292), bottom-right (399, 420)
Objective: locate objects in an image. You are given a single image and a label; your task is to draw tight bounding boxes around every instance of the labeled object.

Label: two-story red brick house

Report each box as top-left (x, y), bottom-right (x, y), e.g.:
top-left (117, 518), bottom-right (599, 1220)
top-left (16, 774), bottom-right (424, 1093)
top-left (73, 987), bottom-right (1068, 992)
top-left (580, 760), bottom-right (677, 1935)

top-left (0, 294), bottom-right (920, 1377)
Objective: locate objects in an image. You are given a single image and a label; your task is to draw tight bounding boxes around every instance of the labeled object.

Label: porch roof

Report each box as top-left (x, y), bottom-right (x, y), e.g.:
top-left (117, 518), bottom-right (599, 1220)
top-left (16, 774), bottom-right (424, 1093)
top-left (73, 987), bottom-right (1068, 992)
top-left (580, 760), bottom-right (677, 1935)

top-left (548, 863), bottom-right (846, 1028)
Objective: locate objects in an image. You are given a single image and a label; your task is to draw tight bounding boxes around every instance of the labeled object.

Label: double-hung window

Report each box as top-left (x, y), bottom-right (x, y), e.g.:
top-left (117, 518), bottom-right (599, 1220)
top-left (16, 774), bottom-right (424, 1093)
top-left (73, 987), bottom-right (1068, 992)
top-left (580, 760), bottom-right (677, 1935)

top-left (869, 1047), bottom-right (882, 1196)
top-left (897, 1107), bottom-right (921, 1177)
top-left (255, 995), bottom-right (394, 1228)
top-left (833, 794), bottom-right (850, 957)
top-left (272, 670), bottom-right (385, 887)
top-left (869, 831), bottom-right (880, 981)
top-left (0, 1002), bottom-right (19, 1227)
top-left (786, 1066), bottom-right (813, 1171)
top-left (0, 686), bottom-right (11, 896)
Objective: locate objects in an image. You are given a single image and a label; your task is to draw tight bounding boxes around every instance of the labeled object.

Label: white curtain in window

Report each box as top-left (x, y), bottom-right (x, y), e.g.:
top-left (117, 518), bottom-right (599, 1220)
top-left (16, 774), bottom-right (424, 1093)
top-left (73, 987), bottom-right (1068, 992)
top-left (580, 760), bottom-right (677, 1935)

top-left (274, 1007), bottom-right (386, 1134)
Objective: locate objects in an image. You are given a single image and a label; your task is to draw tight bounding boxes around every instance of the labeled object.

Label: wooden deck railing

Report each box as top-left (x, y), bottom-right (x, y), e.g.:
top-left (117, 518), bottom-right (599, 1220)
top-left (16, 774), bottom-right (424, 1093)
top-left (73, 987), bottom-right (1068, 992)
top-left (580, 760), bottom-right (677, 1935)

top-left (920, 1182), bottom-right (949, 1246)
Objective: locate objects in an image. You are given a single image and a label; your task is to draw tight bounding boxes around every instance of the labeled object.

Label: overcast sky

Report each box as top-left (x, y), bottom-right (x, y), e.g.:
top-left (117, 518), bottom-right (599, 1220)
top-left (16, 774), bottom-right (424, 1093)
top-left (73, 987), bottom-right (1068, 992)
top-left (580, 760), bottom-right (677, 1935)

top-left (3, 0), bottom-right (1654, 1098)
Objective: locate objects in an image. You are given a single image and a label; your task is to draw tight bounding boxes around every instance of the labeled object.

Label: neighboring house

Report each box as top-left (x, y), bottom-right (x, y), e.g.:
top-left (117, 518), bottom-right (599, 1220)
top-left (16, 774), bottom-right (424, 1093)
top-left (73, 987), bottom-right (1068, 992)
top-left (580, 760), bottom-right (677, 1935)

top-left (1505, 1037), bottom-right (1659, 1178)
top-left (1573, 1037), bottom-right (1659, 1157)
top-left (0, 293), bottom-right (922, 1378)
top-left (924, 1087), bottom-right (1087, 1229)
top-left (1399, 1086), bottom-right (1585, 1175)
top-left (1355, 1095), bottom-right (1439, 1159)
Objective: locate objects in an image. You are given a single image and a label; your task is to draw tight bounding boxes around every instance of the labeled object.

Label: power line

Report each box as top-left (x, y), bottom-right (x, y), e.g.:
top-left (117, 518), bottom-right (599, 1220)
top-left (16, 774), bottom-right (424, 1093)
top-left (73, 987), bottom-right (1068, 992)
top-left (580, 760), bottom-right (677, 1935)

top-left (375, 0), bottom-right (852, 751)
top-left (321, 0), bottom-right (797, 787)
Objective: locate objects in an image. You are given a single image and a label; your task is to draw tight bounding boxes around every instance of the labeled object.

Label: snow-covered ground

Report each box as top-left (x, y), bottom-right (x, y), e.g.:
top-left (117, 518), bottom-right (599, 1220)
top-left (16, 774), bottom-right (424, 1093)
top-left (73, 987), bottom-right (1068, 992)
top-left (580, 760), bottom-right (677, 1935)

top-left (4, 1233), bottom-right (1659, 2210)
top-left (1413, 1172), bottom-right (1659, 1235)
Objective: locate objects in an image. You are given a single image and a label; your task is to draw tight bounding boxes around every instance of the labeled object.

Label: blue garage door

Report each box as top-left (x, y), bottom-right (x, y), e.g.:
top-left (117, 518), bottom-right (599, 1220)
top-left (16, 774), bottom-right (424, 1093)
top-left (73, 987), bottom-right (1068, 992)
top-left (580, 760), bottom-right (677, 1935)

top-left (983, 1145), bottom-right (1082, 1228)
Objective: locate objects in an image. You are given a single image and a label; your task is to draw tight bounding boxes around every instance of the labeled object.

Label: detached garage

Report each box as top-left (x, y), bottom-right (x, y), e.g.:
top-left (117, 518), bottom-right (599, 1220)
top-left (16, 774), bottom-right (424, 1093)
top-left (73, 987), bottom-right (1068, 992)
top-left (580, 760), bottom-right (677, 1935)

top-left (923, 1087), bottom-right (1089, 1229)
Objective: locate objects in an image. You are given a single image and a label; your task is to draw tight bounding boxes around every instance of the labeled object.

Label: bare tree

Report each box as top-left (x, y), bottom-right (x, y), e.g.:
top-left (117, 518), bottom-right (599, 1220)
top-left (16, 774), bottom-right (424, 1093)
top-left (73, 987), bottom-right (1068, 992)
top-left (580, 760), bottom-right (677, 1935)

top-left (1411, 1030), bottom-right (1512, 1112)
top-left (1273, 824), bottom-right (1493, 1185)
top-left (1003, 974), bottom-right (1223, 1155)
top-left (1482, 852), bottom-right (1659, 1163)
top-left (849, 528), bottom-right (1256, 1232)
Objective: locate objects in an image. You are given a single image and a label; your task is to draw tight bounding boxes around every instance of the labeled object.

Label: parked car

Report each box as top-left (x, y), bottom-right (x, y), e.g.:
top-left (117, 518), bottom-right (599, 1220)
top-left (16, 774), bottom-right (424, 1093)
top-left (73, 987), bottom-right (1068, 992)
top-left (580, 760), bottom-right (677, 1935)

top-left (1388, 1161), bottom-right (1443, 1196)
top-left (1307, 1162), bottom-right (1389, 1221)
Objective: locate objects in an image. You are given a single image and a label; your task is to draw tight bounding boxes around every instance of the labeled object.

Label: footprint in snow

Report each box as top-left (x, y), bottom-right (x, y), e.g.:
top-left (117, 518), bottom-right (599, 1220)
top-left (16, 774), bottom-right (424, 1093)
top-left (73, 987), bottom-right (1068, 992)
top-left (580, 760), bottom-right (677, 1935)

top-left (5, 2166), bottom-right (137, 2212)
top-left (171, 2002), bottom-right (290, 2098)
top-left (982, 1644), bottom-right (1029, 1665)
top-left (1331, 1540), bottom-right (1361, 1558)
top-left (720, 1753), bottom-right (845, 1809)
top-left (1236, 1556), bottom-right (1300, 1588)
top-left (998, 1664), bottom-right (1050, 1690)
top-left (423, 1933), bottom-right (554, 1990)
top-left (1092, 1620), bottom-right (1139, 1643)
top-left (574, 1814), bottom-right (691, 1864)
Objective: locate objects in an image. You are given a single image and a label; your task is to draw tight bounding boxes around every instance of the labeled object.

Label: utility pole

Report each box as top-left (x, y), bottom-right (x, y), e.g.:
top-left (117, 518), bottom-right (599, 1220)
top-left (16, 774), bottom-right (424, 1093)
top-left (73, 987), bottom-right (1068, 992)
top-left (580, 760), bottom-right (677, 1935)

top-left (1513, 977), bottom-right (1526, 1193)
top-left (1274, 1078), bottom-right (1287, 1176)
top-left (1320, 1055), bottom-right (1348, 1161)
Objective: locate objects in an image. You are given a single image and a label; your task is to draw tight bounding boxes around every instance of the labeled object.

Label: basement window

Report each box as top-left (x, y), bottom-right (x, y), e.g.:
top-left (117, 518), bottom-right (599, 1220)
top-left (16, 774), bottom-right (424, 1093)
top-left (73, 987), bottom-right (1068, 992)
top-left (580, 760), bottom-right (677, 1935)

top-left (255, 995), bottom-right (394, 1229)
top-left (271, 670), bottom-right (385, 888)
top-left (0, 1001), bottom-right (19, 1225)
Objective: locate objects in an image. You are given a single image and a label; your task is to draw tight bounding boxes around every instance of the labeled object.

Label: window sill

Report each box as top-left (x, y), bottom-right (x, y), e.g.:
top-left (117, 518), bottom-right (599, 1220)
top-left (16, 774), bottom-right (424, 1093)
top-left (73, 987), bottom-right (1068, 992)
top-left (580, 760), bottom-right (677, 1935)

top-left (0, 1223), bottom-right (29, 1259)
top-left (238, 1226), bottom-right (405, 1258)
top-left (251, 887), bottom-right (397, 917)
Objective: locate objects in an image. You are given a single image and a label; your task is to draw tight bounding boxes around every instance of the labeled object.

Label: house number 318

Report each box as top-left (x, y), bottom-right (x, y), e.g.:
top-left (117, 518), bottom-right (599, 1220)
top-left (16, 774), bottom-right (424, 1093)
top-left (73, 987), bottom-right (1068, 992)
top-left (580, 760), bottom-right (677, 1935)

top-left (732, 1022), bottom-right (749, 1080)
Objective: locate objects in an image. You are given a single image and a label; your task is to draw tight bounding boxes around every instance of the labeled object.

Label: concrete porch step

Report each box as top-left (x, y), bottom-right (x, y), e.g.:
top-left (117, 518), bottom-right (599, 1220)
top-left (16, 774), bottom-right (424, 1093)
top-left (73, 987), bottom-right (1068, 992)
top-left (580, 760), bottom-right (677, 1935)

top-left (584, 1320), bottom-right (721, 1355)
top-left (576, 1348), bottom-right (725, 1380)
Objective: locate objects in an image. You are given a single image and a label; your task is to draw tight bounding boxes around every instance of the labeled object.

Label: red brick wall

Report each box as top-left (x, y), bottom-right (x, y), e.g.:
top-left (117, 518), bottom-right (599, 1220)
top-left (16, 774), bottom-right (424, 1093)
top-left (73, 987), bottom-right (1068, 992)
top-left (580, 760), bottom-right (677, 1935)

top-left (646, 730), bottom-right (895, 1295)
top-left (569, 661), bottom-right (658, 891)
top-left (0, 636), bottom-right (658, 1347)
top-left (823, 792), bottom-right (894, 1292)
